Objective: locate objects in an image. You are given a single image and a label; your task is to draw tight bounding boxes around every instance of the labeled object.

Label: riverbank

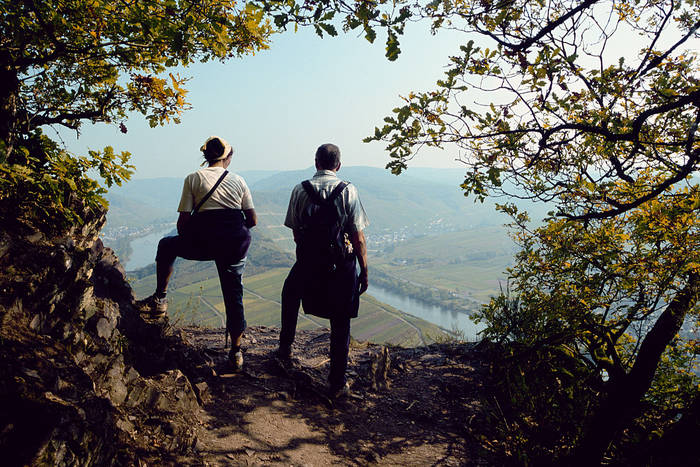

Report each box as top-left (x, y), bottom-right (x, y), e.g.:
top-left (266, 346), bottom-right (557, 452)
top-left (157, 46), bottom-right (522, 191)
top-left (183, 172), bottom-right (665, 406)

top-left (367, 285), bottom-right (484, 341)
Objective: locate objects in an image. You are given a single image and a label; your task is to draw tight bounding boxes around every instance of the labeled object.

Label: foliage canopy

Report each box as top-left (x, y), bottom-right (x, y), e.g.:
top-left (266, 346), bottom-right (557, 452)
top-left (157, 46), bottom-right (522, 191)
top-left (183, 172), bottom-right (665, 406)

top-left (0, 0), bottom-right (272, 232)
top-left (2, 0), bottom-right (698, 462)
top-left (266, 0), bottom-right (700, 463)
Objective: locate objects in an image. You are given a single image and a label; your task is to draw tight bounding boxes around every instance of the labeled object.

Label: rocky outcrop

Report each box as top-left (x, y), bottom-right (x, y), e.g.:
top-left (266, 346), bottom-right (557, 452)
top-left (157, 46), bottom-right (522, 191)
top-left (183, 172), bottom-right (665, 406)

top-left (0, 202), bottom-right (494, 466)
top-left (0, 204), bottom-right (211, 465)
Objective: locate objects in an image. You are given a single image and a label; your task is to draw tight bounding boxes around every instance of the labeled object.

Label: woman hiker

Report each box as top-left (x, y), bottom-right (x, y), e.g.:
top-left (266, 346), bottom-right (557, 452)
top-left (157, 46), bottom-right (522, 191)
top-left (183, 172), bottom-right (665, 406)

top-left (136, 136), bottom-right (257, 370)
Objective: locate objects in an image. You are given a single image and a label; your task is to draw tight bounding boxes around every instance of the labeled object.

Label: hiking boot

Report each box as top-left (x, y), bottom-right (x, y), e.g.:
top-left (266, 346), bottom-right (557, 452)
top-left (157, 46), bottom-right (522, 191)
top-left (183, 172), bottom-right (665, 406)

top-left (273, 346), bottom-right (294, 368)
top-left (328, 382), bottom-right (351, 400)
top-left (229, 349), bottom-right (244, 371)
top-left (136, 294), bottom-right (167, 317)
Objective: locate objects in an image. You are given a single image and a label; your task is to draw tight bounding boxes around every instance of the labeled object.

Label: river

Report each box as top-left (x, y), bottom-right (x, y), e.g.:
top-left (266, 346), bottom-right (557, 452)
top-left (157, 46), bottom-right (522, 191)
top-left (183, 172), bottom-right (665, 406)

top-left (367, 285), bottom-right (484, 341)
top-left (123, 233), bottom-right (485, 340)
top-left (124, 227), bottom-right (174, 270)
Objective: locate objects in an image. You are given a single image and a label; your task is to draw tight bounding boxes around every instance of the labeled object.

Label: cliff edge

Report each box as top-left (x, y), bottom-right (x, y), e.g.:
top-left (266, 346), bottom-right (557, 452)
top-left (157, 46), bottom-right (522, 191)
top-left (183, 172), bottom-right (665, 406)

top-left (0, 205), bottom-right (492, 466)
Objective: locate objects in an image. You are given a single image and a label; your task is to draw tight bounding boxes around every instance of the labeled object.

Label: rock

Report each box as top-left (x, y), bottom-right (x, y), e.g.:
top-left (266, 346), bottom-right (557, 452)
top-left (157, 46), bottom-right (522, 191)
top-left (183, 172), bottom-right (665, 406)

top-left (29, 313), bottom-right (43, 331)
top-left (26, 231), bottom-right (43, 243)
top-left (194, 381), bottom-right (210, 405)
top-left (116, 418), bottom-right (135, 435)
top-left (419, 353), bottom-right (445, 364)
top-left (124, 369), bottom-right (200, 413)
top-left (96, 317), bottom-right (113, 339)
top-left (124, 366), bottom-right (140, 384)
top-left (369, 346), bottom-right (391, 390)
top-left (123, 380), bottom-right (157, 408)
top-left (105, 355), bottom-right (128, 406)
top-left (23, 368), bottom-right (41, 379)
top-left (0, 203), bottom-right (213, 464)
top-left (109, 379), bottom-right (129, 406)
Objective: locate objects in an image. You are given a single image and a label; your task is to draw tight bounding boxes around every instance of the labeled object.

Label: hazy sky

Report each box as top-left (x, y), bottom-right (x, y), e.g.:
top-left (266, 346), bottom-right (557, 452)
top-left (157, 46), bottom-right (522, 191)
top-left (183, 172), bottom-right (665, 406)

top-left (57, 24), bottom-right (467, 179)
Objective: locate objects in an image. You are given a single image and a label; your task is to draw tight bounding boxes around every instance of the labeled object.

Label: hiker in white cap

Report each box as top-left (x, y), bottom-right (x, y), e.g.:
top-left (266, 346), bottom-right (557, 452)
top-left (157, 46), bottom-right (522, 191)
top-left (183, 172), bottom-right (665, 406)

top-left (137, 136), bottom-right (257, 371)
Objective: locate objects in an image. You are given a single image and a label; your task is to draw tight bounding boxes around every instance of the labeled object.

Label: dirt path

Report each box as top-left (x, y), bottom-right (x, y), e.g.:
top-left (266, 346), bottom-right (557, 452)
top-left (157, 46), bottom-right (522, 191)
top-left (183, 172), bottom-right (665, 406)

top-left (177, 326), bottom-right (491, 466)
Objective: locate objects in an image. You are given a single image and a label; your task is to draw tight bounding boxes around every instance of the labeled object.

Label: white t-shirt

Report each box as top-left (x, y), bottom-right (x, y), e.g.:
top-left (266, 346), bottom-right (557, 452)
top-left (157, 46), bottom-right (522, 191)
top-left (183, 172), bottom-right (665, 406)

top-left (177, 167), bottom-right (254, 212)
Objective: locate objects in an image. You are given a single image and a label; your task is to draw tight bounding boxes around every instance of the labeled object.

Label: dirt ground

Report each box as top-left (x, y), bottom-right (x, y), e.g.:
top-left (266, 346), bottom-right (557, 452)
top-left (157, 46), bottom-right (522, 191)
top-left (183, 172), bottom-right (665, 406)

top-left (174, 325), bottom-right (493, 466)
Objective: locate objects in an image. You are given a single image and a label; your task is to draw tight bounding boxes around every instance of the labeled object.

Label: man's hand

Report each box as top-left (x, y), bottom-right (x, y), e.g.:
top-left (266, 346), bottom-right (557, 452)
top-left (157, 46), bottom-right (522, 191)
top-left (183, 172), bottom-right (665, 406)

top-left (350, 230), bottom-right (369, 295)
top-left (358, 268), bottom-right (368, 295)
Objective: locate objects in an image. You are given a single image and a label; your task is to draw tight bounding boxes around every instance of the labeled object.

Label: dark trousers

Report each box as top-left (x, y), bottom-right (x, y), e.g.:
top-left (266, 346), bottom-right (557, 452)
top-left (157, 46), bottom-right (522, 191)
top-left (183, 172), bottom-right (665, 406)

top-left (280, 263), bottom-right (351, 389)
top-left (156, 235), bottom-right (247, 337)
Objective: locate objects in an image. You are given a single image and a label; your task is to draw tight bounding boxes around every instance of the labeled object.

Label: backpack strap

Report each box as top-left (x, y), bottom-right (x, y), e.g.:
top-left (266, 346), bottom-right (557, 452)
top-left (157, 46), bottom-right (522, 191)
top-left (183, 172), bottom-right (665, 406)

top-left (301, 180), bottom-right (322, 205)
top-left (329, 181), bottom-right (349, 203)
top-left (192, 170), bottom-right (228, 214)
top-left (301, 180), bottom-right (349, 205)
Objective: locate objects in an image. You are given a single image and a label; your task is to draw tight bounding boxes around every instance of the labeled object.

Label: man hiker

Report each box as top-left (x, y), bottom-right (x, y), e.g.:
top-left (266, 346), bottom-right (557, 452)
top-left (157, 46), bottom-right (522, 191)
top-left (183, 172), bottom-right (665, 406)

top-left (276, 143), bottom-right (369, 398)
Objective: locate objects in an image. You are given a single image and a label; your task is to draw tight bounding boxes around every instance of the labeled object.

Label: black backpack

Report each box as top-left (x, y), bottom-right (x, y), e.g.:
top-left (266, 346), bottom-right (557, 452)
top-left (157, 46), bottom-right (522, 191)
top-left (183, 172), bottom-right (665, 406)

top-left (298, 180), bottom-right (351, 272)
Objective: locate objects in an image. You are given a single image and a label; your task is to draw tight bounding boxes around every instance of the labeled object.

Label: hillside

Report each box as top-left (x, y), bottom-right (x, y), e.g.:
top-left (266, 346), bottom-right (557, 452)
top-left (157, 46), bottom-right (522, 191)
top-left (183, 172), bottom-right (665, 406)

top-left (105, 167), bottom-right (519, 345)
top-left (371, 226), bottom-right (514, 304)
top-left (0, 203), bottom-right (497, 465)
top-left (103, 166), bottom-right (539, 243)
top-left (131, 265), bottom-right (453, 347)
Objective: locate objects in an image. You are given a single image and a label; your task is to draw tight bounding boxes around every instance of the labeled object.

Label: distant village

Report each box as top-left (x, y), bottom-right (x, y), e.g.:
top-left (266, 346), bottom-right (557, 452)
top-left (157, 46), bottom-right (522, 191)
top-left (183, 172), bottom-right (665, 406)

top-left (365, 216), bottom-right (461, 251)
top-left (101, 222), bottom-right (175, 243)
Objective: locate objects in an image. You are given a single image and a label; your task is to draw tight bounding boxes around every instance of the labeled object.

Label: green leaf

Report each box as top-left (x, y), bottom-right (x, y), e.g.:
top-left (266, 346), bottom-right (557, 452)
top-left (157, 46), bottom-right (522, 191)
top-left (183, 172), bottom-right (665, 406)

top-left (385, 31), bottom-right (400, 61)
top-left (319, 23), bottom-right (337, 37)
top-left (365, 27), bottom-right (377, 44)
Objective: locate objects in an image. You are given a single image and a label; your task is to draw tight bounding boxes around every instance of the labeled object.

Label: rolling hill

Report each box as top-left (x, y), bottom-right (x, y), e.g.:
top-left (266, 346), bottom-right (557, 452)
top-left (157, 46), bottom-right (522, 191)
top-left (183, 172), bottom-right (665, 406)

top-left (104, 166), bottom-right (543, 237)
top-left (102, 166), bottom-right (543, 344)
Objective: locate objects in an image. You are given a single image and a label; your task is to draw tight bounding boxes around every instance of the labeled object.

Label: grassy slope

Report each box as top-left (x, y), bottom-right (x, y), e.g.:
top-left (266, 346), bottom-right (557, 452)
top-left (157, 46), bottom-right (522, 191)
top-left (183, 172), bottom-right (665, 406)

top-left (371, 227), bottom-right (514, 303)
top-left (131, 267), bottom-right (448, 346)
top-left (117, 168), bottom-right (528, 342)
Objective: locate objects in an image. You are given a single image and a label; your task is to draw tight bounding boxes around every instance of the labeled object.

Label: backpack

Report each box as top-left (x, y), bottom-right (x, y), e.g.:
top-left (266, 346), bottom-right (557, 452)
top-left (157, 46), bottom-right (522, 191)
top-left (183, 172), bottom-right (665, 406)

top-left (298, 180), bottom-right (351, 272)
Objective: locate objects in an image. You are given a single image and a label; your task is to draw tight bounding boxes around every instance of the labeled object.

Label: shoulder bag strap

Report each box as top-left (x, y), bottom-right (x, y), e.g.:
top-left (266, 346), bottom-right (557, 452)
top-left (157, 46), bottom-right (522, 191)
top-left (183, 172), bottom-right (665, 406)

top-left (192, 170), bottom-right (228, 214)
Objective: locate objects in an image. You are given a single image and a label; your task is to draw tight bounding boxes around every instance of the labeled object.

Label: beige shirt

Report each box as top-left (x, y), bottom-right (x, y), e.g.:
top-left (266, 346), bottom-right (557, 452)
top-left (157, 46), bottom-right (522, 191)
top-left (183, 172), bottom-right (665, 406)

top-left (177, 167), bottom-right (254, 212)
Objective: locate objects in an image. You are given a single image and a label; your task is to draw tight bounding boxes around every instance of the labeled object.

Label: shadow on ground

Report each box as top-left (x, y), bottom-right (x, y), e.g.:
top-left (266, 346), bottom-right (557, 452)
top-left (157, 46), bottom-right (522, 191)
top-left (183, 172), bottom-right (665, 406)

top-left (178, 325), bottom-right (492, 466)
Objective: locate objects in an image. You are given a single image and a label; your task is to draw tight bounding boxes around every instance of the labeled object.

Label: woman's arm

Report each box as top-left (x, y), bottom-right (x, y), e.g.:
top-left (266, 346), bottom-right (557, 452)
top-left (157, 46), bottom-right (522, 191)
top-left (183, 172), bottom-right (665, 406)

top-left (176, 212), bottom-right (191, 235)
top-left (243, 208), bottom-right (257, 228)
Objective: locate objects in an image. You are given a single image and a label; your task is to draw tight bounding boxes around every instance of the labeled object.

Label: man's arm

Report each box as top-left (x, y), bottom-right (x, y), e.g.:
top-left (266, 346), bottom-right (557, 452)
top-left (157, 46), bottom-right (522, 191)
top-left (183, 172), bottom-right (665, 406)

top-left (243, 208), bottom-right (257, 228)
top-left (350, 230), bottom-right (368, 294)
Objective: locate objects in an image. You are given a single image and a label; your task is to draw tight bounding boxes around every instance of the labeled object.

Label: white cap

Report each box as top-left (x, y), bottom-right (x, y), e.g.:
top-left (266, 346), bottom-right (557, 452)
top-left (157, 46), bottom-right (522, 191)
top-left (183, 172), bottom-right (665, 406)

top-left (200, 135), bottom-right (232, 162)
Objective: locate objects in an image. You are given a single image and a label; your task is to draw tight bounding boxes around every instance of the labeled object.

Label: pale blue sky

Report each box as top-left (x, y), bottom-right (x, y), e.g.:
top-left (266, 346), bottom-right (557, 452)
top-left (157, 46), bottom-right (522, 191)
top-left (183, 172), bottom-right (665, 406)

top-left (58, 24), bottom-right (467, 179)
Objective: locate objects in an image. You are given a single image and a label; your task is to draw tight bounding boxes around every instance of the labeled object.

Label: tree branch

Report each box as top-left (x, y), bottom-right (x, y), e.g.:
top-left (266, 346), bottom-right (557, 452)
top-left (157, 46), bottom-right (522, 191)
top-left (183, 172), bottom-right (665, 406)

top-left (638, 19), bottom-right (700, 76)
top-left (507, 0), bottom-right (601, 52)
top-left (563, 147), bottom-right (699, 220)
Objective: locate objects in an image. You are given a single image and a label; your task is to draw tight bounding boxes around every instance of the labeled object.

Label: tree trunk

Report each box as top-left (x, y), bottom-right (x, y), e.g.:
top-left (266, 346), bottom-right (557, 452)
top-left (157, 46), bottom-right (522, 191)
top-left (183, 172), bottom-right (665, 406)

top-left (645, 391), bottom-right (700, 465)
top-left (0, 50), bottom-right (20, 163)
top-left (571, 273), bottom-right (700, 465)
